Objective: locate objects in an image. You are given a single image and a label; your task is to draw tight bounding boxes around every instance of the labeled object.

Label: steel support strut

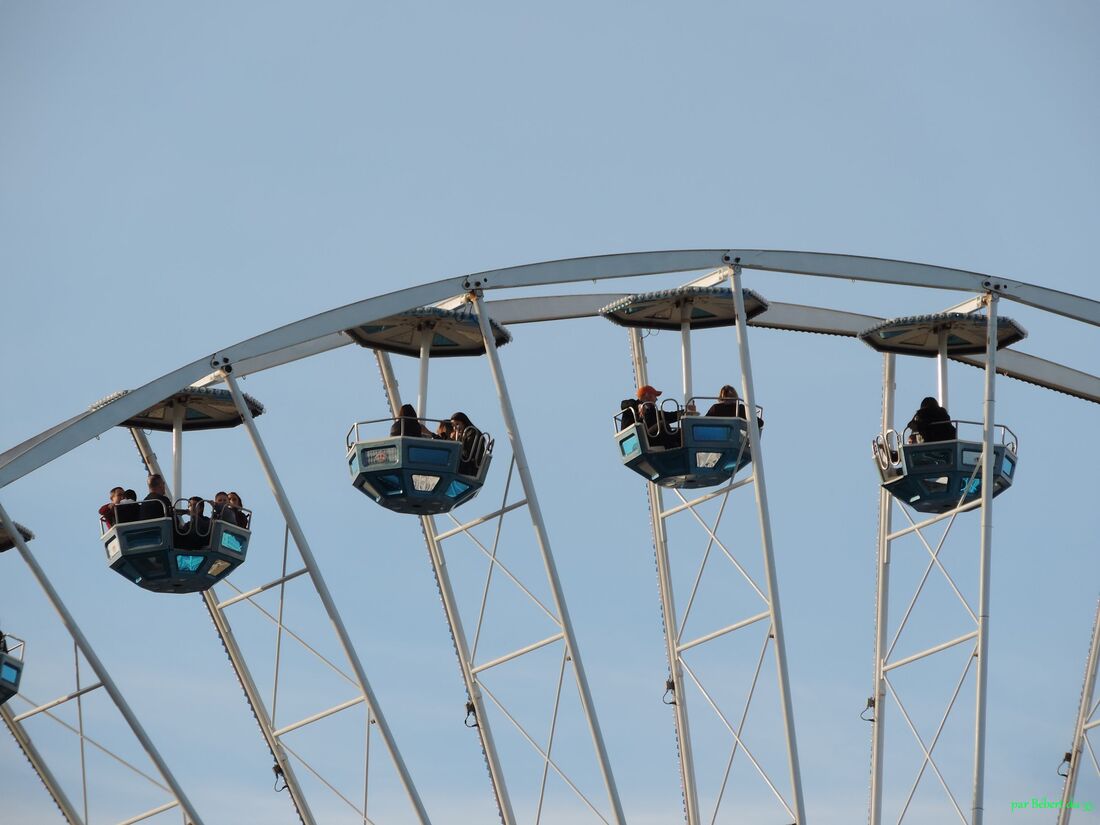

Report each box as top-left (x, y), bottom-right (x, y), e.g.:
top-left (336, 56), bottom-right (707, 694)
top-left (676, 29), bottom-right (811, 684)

top-left (868, 353), bottom-right (895, 825)
top-left (1058, 598), bottom-right (1100, 824)
top-left (970, 293), bottom-right (998, 824)
top-left (223, 371), bottom-right (431, 825)
top-left (729, 265), bottom-right (807, 823)
top-left (0, 498), bottom-right (205, 825)
top-left (128, 426), bottom-right (316, 825)
top-left (1, 702), bottom-right (84, 824)
top-left (374, 350), bottom-right (517, 825)
top-left (629, 328), bottom-right (701, 825)
top-left (471, 292), bottom-right (627, 825)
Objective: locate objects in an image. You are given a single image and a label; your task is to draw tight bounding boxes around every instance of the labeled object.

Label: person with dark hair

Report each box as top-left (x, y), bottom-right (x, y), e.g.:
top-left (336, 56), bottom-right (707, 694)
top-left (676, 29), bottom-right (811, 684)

top-left (226, 491), bottom-right (249, 528)
top-left (907, 396), bottom-right (957, 443)
top-left (144, 474), bottom-right (173, 515)
top-left (211, 491), bottom-right (228, 520)
top-left (186, 496), bottom-right (210, 534)
top-left (450, 412), bottom-right (484, 475)
top-left (390, 404), bottom-right (432, 437)
top-left (706, 384), bottom-right (764, 431)
top-left (99, 486), bottom-right (125, 527)
top-left (0, 630), bottom-right (7, 654)
top-left (122, 489), bottom-right (137, 504)
top-left (435, 419), bottom-right (454, 440)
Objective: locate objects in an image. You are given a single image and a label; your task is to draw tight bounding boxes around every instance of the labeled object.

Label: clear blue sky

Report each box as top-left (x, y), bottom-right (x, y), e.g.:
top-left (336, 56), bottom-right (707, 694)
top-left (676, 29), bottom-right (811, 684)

top-left (1, 2), bottom-right (1098, 823)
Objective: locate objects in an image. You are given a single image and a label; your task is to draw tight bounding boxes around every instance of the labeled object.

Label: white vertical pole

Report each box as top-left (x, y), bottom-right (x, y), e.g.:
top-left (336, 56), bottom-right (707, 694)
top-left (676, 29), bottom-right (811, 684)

top-left (728, 266), bottom-right (806, 823)
top-left (1, 704), bottom-right (85, 824)
top-left (223, 372), bottom-right (431, 825)
top-left (680, 310), bottom-right (693, 408)
top-left (868, 352), bottom-right (895, 825)
top-left (374, 350), bottom-right (517, 825)
top-left (630, 328), bottom-right (700, 825)
top-left (937, 330), bottom-right (949, 410)
top-left (171, 402), bottom-right (184, 503)
top-left (418, 329), bottom-right (431, 420)
top-left (471, 293), bottom-right (627, 825)
top-left (970, 294), bottom-right (998, 825)
top-left (1058, 598), bottom-right (1100, 824)
top-left (128, 428), bottom-right (317, 824)
top-left (0, 500), bottom-right (205, 825)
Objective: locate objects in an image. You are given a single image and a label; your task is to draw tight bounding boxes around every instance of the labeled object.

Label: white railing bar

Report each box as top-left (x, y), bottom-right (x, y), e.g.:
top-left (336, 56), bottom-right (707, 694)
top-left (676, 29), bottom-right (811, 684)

top-left (896, 651), bottom-right (976, 823)
top-left (660, 475), bottom-right (754, 518)
top-left (281, 741), bottom-right (379, 825)
top-left (709, 631), bottom-right (770, 825)
top-left (883, 676), bottom-right (968, 824)
top-left (216, 567), bottom-right (308, 609)
top-left (479, 682), bottom-right (611, 825)
top-left (883, 632), bottom-right (978, 673)
top-left (887, 498), bottom-right (981, 540)
top-left (436, 499), bottom-right (528, 541)
top-left (220, 580), bottom-right (359, 689)
top-left (675, 489), bottom-right (732, 643)
top-left (12, 682), bottom-right (104, 722)
top-left (472, 633), bottom-right (565, 676)
top-left (671, 490), bottom-right (769, 604)
top-left (680, 661), bottom-right (796, 820)
top-left (898, 505), bottom-right (978, 624)
top-left (116, 800), bottom-right (179, 825)
top-left (13, 695), bottom-right (169, 792)
top-left (272, 696), bottom-right (366, 738)
top-left (677, 612), bottom-right (771, 654)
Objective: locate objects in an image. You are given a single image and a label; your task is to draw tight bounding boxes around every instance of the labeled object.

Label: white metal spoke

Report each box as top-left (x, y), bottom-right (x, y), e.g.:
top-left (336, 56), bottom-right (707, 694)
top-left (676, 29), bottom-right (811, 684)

top-left (884, 631), bottom-right (978, 673)
top-left (272, 696), bottom-right (367, 738)
top-left (708, 630), bottom-right (770, 825)
top-left (659, 475), bottom-right (754, 519)
top-left (897, 502), bottom-right (977, 623)
top-left (116, 801), bottom-right (180, 825)
top-left (1086, 734), bottom-right (1100, 776)
top-left (534, 648), bottom-right (570, 825)
top-left (472, 633), bottom-right (565, 676)
top-left (674, 489), bottom-right (733, 643)
top-left (671, 489), bottom-right (768, 604)
top-left (677, 611), bottom-right (771, 654)
top-left (883, 676), bottom-right (968, 824)
top-left (895, 647), bottom-right (976, 823)
top-left (280, 741), bottom-right (379, 825)
top-left (271, 523), bottom-right (291, 726)
top-left (467, 456), bottom-right (521, 661)
top-left (679, 659), bottom-right (796, 820)
top-left (11, 682), bottom-right (104, 723)
top-left (478, 682), bottom-right (612, 825)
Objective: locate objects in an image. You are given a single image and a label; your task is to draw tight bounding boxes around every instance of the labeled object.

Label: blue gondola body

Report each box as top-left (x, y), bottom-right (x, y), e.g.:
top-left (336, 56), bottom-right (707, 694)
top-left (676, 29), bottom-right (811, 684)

top-left (0, 651), bottom-right (22, 706)
top-left (616, 414), bottom-right (753, 489)
top-left (348, 435), bottom-right (491, 515)
top-left (101, 502), bottom-right (250, 594)
top-left (878, 439), bottom-right (1017, 514)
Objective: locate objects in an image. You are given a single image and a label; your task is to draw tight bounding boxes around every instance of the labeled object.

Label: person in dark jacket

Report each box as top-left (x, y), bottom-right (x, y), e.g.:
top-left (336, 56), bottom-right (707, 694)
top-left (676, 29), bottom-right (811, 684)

top-left (450, 412), bottom-right (484, 475)
top-left (706, 385), bottom-right (764, 431)
top-left (390, 404), bottom-right (432, 437)
top-left (621, 386), bottom-right (679, 448)
top-left (907, 396), bottom-right (957, 443)
top-left (144, 474), bottom-right (173, 515)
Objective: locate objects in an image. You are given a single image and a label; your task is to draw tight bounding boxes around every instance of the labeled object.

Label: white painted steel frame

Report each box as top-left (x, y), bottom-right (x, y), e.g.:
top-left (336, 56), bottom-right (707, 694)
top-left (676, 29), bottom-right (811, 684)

top-left (470, 292), bottom-right (627, 824)
top-left (223, 372), bottom-right (431, 824)
top-left (374, 349), bottom-right (516, 825)
top-left (0, 499), bottom-right (203, 825)
top-left (866, 294), bottom-right (1002, 825)
top-left (128, 426), bottom-right (317, 825)
top-left (1057, 598), bottom-right (1100, 824)
top-left (5, 250), bottom-right (1100, 492)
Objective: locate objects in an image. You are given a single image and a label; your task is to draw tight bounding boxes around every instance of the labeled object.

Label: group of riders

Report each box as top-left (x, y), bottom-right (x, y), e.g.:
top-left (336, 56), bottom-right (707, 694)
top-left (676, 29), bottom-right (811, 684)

top-left (99, 474), bottom-right (249, 533)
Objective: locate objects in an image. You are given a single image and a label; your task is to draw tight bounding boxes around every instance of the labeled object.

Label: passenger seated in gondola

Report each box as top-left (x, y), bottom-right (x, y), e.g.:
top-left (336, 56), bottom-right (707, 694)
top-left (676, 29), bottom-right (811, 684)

top-left (225, 491), bottom-right (249, 528)
top-left (706, 385), bottom-right (764, 431)
top-left (907, 396), bottom-right (957, 443)
top-left (144, 474), bottom-right (173, 517)
top-left (620, 386), bottom-right (679, 448)
top-left (0, 630), bottom-right (8, 654)
top-left (212, 491), bottom-right (229, 520)
top-left (435, 420), bottom-right (454, 440)
top-left (390, 404), bottom-right (433, 438)
top-left (99, 486), bottom-right (125, 528)
top-left (186, 497), bottom-right (211, 533)
top-left (450, 412), bottom-right (483, 475)
top-left (122, 489), bottom-right (137, 504)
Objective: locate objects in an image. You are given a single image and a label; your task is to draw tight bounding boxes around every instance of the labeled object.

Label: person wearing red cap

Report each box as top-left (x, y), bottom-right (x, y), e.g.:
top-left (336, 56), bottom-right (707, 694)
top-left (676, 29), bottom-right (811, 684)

top-left (620, 385), bottom-right (679, 447)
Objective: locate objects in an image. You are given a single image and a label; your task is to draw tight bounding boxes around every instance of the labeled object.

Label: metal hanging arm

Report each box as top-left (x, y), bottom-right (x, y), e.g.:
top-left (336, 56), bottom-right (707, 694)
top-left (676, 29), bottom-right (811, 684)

top-left (728, 265), bottom-right (807, 823)
top-left (470, 291), bottom-right (627, 825)
top-left (221, 369), bottom-right (430, 825)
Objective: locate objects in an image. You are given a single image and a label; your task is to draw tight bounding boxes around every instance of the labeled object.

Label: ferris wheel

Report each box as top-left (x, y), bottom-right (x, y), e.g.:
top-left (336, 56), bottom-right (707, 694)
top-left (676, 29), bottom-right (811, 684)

top-left (1, 249), bottom-right (1098, 824)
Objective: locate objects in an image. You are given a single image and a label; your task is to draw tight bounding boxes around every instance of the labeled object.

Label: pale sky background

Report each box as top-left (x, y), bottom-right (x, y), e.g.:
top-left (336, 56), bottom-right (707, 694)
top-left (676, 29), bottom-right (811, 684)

top-left (1, 2), bottom-right (1099, 824)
